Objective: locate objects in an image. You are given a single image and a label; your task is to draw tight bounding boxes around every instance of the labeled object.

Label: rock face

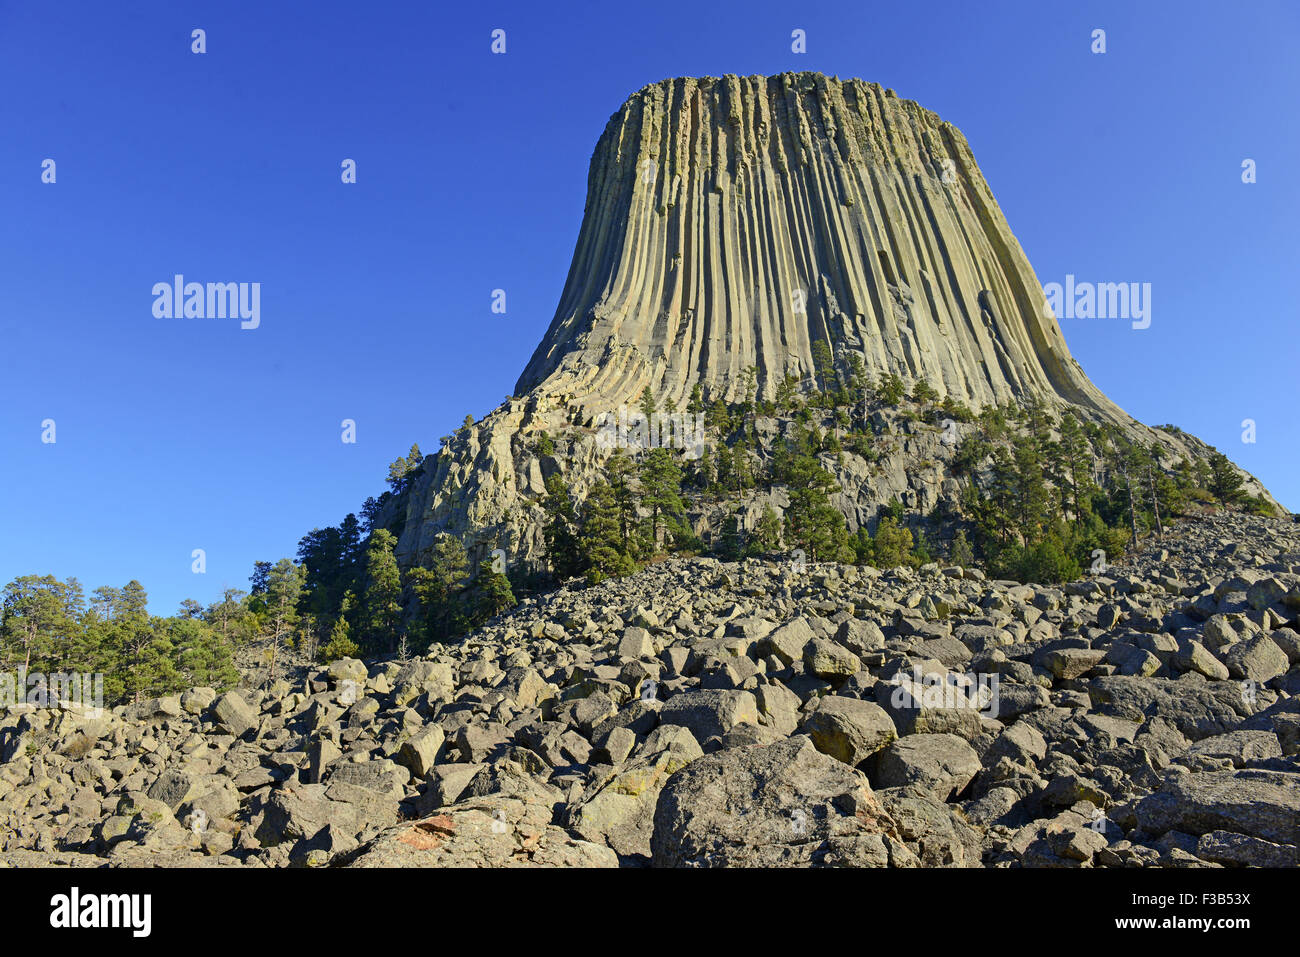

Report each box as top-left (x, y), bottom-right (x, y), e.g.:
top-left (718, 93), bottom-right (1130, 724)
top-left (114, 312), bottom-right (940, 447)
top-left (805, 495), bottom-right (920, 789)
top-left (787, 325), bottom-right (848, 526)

top-left (388, 72), bottom-right (1276, 575)
top-left (3, 511), bottom-right (1298, 869)
top-left (516, 73), bottom-right (1122, 420)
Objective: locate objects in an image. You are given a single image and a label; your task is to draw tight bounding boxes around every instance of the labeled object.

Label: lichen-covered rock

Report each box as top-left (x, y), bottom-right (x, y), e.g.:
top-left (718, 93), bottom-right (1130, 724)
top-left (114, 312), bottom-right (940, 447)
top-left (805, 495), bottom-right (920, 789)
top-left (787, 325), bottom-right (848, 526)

top-left (650, 736), bottom-right (914, 867)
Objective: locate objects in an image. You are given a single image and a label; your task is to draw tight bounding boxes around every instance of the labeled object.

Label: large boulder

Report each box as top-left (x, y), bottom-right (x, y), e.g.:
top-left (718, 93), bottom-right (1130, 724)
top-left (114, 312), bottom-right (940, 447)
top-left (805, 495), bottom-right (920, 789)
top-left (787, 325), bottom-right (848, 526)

top-left (570, 735), bottom-right (702, 857)
top-left (872, 734), bottom-right (981, 801)
top-left (759, 618), bottom-right (816, 666)
top-left (658, 690), bottom-right (758, 745)
top-left (650, 736), bottom-right (914, 868)
top-left (1087, 676), bottom-right (1256, 740)
top-left (211, 692), bottom-right (257, 738)
top-left (798, 697), bottom-right (896, 767)
top-left (1134, 769), bottom-right (1300, 846)
top-left (346, 796), bottom-right (617, 868)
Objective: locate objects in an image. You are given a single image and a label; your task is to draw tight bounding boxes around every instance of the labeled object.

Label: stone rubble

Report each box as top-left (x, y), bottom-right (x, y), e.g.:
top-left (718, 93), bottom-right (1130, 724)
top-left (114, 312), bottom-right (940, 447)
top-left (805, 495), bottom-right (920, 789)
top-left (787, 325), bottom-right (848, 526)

top-left (2, 511), bottom-right (1297, 868)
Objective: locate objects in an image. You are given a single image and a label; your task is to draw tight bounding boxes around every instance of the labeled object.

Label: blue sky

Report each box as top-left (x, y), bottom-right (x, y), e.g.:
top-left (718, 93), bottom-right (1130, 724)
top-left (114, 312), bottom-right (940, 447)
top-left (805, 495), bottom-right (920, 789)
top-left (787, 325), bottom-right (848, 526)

top-left (2, 0), bottom-right (1296, 614)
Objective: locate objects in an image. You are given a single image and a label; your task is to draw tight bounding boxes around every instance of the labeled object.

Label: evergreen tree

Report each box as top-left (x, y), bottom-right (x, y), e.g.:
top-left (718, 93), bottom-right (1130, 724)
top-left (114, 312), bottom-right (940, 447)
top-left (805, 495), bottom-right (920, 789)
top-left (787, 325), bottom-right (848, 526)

top-left (1, 575), bottom-right (69, 672)
top-left (207, 587), bottom-right (256, 647)
top-left (639, 386), bottom-right (657, 423)
top-left (640, 448), bottom-right (688, 550)
top-left (580, 480), bottom-right (636, 583)
top-left (473, 559), bottom-right (516, 620)
top-left (169, 617), bottom-right (239, 690)
top-left (360, 532), bottom-right (401, 655)
top-left (606, 450), bottom-right (641, 557)
top-left (407, 534), bottom-right (470, 644)
top-left (949, 528), bottom-right (974, 567)
top-left (869, 516), bottom-right (915, 569)
top-left (1207, 451), bottom-right (1246, 505)
top-left (779, 445), bottom-right (850, 562)
top-left (749, 505), bottom-right (783, 556)
top-left (320, 591), bottom-right (360, 660)
top-left (542, 473), bottom-right (583, 581)
top-left (686, 384), bottom-right (705, 415)
top-left (876, 373), bottom-right (906, 405)
top-left (264, 559), bottom-right (304, 681)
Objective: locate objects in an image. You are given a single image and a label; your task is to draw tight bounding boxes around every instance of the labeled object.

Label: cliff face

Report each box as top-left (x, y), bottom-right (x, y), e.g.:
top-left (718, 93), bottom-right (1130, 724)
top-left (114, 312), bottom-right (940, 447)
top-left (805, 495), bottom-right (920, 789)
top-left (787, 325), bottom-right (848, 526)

top-left (516, 73), bottom-right (1124, 423)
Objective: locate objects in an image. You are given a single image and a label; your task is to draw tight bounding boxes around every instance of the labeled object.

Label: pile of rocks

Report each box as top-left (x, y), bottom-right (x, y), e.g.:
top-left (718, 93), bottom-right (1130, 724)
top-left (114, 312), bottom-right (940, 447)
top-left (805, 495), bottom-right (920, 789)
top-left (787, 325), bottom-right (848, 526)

top-left (2, 511), bottom-right (1296, 868)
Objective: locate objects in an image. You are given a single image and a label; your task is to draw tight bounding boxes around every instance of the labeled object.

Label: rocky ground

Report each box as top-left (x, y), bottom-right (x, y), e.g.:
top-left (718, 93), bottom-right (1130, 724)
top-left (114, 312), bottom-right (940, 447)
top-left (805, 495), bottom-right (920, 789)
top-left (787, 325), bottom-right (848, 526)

top-left (2, 511), bottom-right (1298, 868)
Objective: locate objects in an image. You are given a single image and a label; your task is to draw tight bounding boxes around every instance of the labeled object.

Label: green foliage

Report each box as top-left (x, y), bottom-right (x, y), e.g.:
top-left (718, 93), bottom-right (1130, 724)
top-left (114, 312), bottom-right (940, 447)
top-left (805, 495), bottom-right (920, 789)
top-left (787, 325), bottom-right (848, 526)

top-left (686, 384), bottom-right (705, 415)
top-left (580, 479), bottom-right (637, 584)
top-left (640, 448), bottom-right (689, 550)
top-left (1207, 451), bottom-right (1246, 505)
top-left (360, 532), bottom-right (400, 655)
top-left (774, 436), bottom-right (851, 562)
top-left (0, 575), bottom-right (240, 708)
top-left (867, 516), bottom-right (915, 569)
top-left (749, 506), bottom-right (783, 556)
top-left (320, 591), bottom-right (360, 661)
top-left (473, 559), bottom-right (516, 619)
top-left (639, 386), bottom-right (657, 422)
top-left (774, 373), bottom-right (802, 414)
top-left (876, 373), bottom-right (906, 405)
top-left (386, 443), bottom-right (424, 496)
top-left (949, 528), bottom-right (974, 567)
top-left (542, 473), bottom-right (583, 581)
top-left (911, 379), bottom-right (939, 405)
top-left (406, 535), bottom-right (470, 646)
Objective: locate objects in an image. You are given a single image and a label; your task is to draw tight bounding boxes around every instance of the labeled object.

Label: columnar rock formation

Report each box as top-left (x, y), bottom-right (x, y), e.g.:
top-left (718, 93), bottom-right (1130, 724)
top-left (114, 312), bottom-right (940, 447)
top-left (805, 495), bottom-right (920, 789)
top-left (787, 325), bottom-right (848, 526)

top-left (389, 73), bottom-right (1278, 572)
top-left (516, 73), bottom-right (1125, 423)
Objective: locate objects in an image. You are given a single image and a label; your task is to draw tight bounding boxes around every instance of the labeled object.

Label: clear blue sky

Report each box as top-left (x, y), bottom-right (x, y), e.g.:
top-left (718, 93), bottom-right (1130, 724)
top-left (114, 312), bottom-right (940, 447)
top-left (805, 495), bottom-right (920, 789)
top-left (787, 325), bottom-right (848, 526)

top-left (3, 0), bottom-right (1296, 614)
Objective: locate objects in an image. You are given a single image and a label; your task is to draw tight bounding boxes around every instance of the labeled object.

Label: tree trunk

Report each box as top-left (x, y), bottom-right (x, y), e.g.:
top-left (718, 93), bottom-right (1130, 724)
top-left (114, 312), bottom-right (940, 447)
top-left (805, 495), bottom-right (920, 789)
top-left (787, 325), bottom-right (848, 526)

top-left (1147, 466), bottom-right (1164, 539)
top-left (1122, 465), bottom-right (1139, 549)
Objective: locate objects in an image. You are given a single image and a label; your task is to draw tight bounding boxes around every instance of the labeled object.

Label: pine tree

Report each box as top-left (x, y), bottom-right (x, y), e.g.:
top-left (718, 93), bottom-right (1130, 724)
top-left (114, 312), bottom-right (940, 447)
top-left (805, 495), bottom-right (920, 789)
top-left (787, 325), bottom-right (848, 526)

top-left (580, 480), bottom-right (636, 583)
top-left (1056, 412), bottom-right (1094, 521)
top-left (606, 450), bottom-right (641, 557)
top-left (748, 506), bottom-right (783, 556)
top-left (207, 587), bottom-right (256, 647)
top-left (639, 386), bottom-right (657, 422)
top-left (321, 591), bottom-right (360, 660)
top-left (949, 528), bottom-right (974, 567)
top-left (870, 516), bottom-right (915, 569)
top-left (264, 559), bottom-right (304, 681)
top-left (876, 373), bottom-right (906, 405)
top-left (1207, 451), bottom-right (1245, 505)
top-left (407, 534), bottom-right (470, 644)
top-left (542, 473), bottom-right (583, 580)
top-left (780, 445), bottom-right (850, 562)
top-left (809, 340), bottom-right (834, 402)
top-left (640, 448), bottom-right (687, 550)
top-left (473, 559), bottom-right (516, 620)
top-left (361, 532), bottom-right (401, 655)
top-left (1, 575), bottom-right (67, 672)
top-left (686, 384), bottom-right (705, 415)
top-left (170, 618), bottom-right (239, 690)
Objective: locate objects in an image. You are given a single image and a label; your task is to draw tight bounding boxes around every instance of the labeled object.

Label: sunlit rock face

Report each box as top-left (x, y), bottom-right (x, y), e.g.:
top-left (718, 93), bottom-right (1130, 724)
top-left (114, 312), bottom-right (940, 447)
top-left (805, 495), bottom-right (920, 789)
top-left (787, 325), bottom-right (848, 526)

top-left (391, 73), bottom-right (1276, 573)
top-left (516, 72), bottom-right (1126, 424)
